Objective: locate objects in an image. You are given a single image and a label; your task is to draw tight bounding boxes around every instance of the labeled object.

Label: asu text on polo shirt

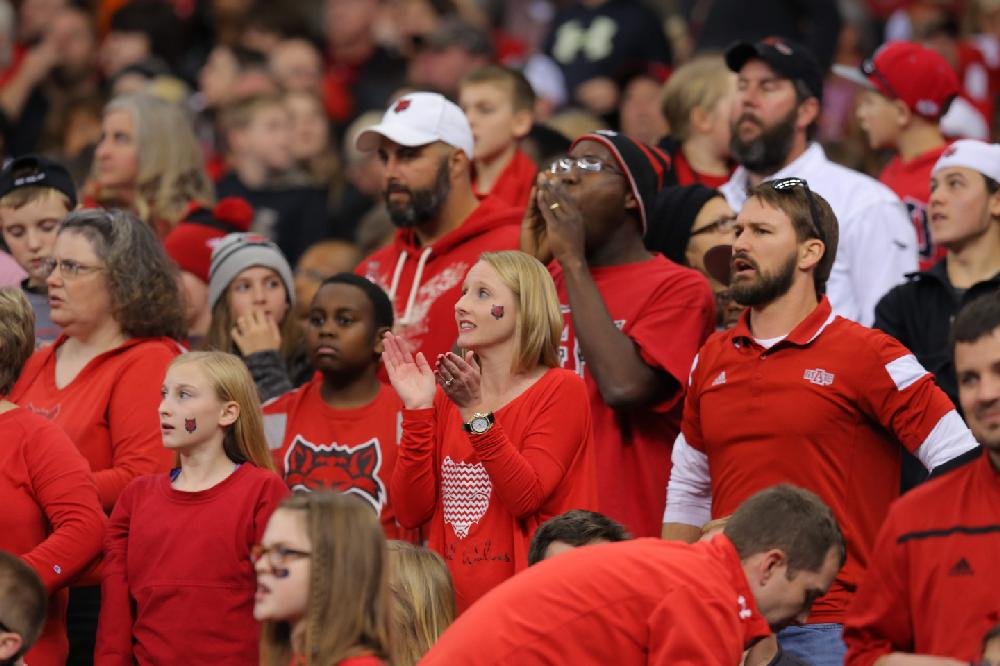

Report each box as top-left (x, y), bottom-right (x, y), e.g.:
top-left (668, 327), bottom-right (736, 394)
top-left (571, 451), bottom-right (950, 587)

top-left (683, 297), bottom-right (957, 623)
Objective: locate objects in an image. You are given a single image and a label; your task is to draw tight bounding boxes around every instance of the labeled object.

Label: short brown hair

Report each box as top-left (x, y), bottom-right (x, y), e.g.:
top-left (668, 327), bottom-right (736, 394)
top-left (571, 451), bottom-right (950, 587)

top-left (724, 484), bottom-right (846, 574)
top-left (0, 288), bottom-right (35, 395)
top-left (0, 550), bottom-right (47, 659)
top-left (745, 180), bottom-right (839, 296)
top-left (660, 56), bottom-right (733, 142)
top-left (221, 93), bottom-right (287, 133)
top-left (461, 65), bottom-right (536, 113)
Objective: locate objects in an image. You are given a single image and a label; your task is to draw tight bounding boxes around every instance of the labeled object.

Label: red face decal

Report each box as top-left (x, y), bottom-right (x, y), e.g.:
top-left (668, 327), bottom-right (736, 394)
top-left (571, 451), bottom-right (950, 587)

top-left (490, 304), bottom-right (504, 320)
top-left (394, 99), bottom-right (411, 113)
top-left (184, 418), bottom-right (197, 433)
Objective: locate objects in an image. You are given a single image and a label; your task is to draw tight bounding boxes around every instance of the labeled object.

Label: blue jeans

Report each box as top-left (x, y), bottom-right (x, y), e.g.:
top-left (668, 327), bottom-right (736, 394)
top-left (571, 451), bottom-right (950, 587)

top-left (777, 623), bottom-right (846, 666)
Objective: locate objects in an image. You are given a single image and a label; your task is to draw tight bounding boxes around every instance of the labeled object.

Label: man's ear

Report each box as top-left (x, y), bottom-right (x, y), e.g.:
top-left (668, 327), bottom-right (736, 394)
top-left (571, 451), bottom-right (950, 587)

top-left (0, 631), bottom-right (24, 660)
top-left (798, 237), bottom-right (825, 272)
top-left (757, 549), bottom-right (787, 585)
top-left (449, 147), bottom-right (470, 180)
top-left (988, 187), bottom-right (1000, 221)
top-left (795, 97), bottom-right (820, 132)
top-left (894, 99), bottom-right (913, 128)
top-left (623, 189), bottom-right (639, 212)
top-left (219, 400), bottom-right (240, 428)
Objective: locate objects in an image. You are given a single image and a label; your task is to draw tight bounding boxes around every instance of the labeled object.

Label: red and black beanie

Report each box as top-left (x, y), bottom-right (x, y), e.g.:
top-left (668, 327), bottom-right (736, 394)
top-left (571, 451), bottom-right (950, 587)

top-left (569, 129), bottom-right (673, 233)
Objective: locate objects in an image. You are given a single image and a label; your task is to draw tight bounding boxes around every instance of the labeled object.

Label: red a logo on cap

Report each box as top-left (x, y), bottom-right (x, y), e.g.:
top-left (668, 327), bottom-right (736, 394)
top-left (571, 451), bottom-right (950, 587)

top-left (394, 99), bottom-right (411, 113)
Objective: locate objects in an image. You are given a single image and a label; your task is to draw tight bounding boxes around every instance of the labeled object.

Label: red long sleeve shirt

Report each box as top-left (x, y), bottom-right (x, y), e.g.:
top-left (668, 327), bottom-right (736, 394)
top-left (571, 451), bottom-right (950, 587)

top-left (9, 336), bottom-right (182, 510)
top-left (0, 407), bottom-right (105, 666)
top-left (421, 536), bottom-right (772, 665)
top-left (389, 368), bottom-right (598, 612)
top-left (95, 464), bottom-right (289, 666)
top-left (472, 147), bottom-right (537, 211)
top-left (844, 451), bottom-right (1000, 664)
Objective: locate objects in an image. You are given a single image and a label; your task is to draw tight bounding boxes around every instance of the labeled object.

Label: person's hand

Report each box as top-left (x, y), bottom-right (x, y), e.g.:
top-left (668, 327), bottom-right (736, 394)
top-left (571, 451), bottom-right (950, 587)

top-left (537, 175), bottom-right (586, 265)
top-left (520, 184), bottom-right (553, 264)
top-left (435, 351), bottom-right (482, 418)
top-left (382, 332), bottom-right (436, 409)
top-left (231, 310), bottom-right (282, 355)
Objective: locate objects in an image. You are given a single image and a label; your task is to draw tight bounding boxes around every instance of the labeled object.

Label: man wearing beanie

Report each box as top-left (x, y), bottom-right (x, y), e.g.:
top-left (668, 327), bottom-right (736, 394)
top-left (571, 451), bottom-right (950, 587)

top-left (720, 37), bottom-right (916, 326)
top-left (523, 129), bottom-right (715, 539)
top-left (834, 41), bottom-right (961, 271)
top-left (354, 91), bottom-right (522, 363)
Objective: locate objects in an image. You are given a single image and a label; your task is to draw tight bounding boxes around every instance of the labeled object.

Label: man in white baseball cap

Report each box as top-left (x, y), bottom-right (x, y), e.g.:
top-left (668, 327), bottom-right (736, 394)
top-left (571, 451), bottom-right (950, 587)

top-left (875, 139), bottom-right (1000, 420)
top-left (354, 91), bottom-right (522, 363)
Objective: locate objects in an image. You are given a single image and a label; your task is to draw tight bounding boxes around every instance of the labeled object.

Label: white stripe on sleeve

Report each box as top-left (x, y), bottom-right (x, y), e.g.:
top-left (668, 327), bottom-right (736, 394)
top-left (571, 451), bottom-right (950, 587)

top-left (915, 410), bottom-right (980, 470)
top-left (663, 433), bottom-right (712, 527)
top-left (884, 354), bottom-right (928, 391)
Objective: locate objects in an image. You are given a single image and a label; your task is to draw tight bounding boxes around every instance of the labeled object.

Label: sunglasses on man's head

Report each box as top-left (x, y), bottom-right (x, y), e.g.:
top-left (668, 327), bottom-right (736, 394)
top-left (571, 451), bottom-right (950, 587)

top-left (770, 177), bottom-right (825, 245)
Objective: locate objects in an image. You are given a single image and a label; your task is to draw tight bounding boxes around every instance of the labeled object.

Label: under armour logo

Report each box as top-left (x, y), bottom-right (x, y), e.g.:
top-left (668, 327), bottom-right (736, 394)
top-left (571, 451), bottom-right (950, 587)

top-left (948, 557), bottom-right (974, 576)
top-left (394, 99), bottom-right (412, 113)
top-left (551, 17), bottom-right (618, 64)
top-left (803, 368), bottom-right (835, 386)
top-left (712, 371), bottom-right (727, 386)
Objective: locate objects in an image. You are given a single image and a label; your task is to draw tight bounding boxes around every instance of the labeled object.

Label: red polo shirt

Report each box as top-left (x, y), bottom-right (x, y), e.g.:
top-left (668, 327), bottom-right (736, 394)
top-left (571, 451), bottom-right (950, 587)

top-left (683, 297), bottom-right (957, 623)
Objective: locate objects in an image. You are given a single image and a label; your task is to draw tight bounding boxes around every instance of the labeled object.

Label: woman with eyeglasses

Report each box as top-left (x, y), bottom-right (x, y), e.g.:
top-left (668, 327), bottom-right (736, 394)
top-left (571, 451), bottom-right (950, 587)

top-left (255, 492), bottom-right (392, 666)
top-left (97, 351), bottom-right (287, 665)
top-left (8, 208), bottom-right (186, 663)
top-left (0, 288), bottom-right (104, 666)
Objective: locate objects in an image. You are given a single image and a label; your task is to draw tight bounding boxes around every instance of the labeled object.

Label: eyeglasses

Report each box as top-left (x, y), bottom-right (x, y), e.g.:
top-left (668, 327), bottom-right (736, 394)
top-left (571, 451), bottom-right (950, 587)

top-left (770, 177), bottom-right (826, 246)
top-left (549, 155), bottom-right (622, 176)
top-left (250, 544), bottom-right (312, 568)
top-left (40, 257), bottom-right (105, 279)
top-left (690, 214), bottom-right (738, 237)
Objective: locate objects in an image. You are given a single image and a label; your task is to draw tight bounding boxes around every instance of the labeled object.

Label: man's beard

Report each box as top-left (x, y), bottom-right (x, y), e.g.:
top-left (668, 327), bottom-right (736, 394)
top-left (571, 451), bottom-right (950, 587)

top-left (729, 250), bottom-right (797, 307)
top-left (729, 106), bottom-right (797, 175)
top-left (384, 158), bottom-right (451, 228)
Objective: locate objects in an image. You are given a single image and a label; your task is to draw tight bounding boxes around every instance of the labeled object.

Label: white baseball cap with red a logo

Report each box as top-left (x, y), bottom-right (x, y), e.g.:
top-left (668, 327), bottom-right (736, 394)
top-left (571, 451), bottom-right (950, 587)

top-left (932, 140), bottom-right (1000, 182)
top-left (356, 92), bottom-right (474, 159)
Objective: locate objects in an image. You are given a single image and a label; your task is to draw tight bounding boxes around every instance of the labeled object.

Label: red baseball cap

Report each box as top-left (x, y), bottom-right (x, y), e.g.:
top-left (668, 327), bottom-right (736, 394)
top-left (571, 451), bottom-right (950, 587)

top-left (833, 41), bottom-right (960, 119)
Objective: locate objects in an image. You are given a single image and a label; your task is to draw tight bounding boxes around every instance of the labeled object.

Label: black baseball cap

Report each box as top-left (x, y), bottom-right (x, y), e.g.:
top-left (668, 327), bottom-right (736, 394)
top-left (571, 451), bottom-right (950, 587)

top-left (0, 155), bottom-right (78, 207)
top-left (725, 37), bottom-right (824, 102)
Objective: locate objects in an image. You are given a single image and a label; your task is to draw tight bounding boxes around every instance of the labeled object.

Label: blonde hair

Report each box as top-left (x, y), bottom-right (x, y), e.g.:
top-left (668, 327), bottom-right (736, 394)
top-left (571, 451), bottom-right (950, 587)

top-left (0, 186), bottom-right (72, 211)
top-left (167, 351), bottom-right (275, 471)
top-left (260, 492), bottom-right (391, 666)
top-left (478, 250), bottom-right (562, 374)
top-left (90, 93), bottom-right (215, 236)
top-left (660, 56), bottom-right (734, 142)
top-left (0, 288), bottom-right (35, 396)
top-left (387, 541), bottom-right (455, 666)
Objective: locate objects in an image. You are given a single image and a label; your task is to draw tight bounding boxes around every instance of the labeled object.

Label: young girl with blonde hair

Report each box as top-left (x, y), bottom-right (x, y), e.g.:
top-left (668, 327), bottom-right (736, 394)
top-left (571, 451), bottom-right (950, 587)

top-left (254, 491), bottom-right (392, 666)
top-left (386, 541), bottom-right (455, 666)
top-left (96, 351), bottom-right (288, 665)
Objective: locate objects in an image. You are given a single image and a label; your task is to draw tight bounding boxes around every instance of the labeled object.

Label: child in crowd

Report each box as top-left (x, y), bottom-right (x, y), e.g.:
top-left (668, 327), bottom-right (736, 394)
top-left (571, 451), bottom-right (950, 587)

top-left (96, 351), bottom-right (288, 665)
top-left (459, 65), bottom-right (538, 209)
top-left (254, 492), bottom-right (392, 666)
top-left (834, 41), bottom-right (960, 270)
top-left (263, 273), bottom-right (408, 539)
top-left (292, 240), bottom-right (361, 321)
top-left (205, 232), bottom-right (310, 401)
top-left (386, 541), bottom-right (455, 666)
top-left (0, 155), bottom-right (77, 345)
top-left (0, 551), bottom-right (46, 666)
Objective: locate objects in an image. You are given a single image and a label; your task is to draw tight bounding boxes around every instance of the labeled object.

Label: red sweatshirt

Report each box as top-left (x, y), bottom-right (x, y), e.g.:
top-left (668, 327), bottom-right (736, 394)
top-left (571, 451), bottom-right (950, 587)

top-left (355, 196), bottom-right (521, 364)
top-left (421, 536), bottom-right (772, 665)
top-left (0, 407), bottom-right (105, 666)
top-left (389, 368), bottom-right (597, 612)
top-left (472, 147), bottom-right (537, 211)
top-left (96, 464), bottom-right (288, 665)
top-left (9, 336), bottom-right (182, 511)
top-left (263, 379), bottom-right (411, 540)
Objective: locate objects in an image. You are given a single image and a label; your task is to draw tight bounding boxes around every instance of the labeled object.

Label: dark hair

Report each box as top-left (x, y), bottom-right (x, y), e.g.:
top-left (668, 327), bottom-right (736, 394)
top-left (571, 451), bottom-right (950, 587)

top-left (59, 208), bottom-right (187, 340)
top-left (983, 622), bottom-right (1000, 653)
top-left (724, 484), bottom-right (845, 574)
top-left (745, 181), bottom-right (839, 297)
top-left (317, 273), bottom-right (394, 332)
top-left (986, 176), bottom-right (999, 195)
top-left (0, 551), bottom-right (46, 660)
top-left (527, 510), bottom-right (630, 565)
top-left (793, 80), bottom-right (820, 142)
top-left (109, 0), bottom-right (181, 69)
top-left (950, 292), bottom-right (1000, 353)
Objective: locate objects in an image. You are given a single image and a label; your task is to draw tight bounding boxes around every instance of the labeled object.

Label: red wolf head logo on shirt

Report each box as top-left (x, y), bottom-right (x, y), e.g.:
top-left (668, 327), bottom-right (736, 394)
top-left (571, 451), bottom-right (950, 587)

top-left (283, 436), bottom-right (386, 513)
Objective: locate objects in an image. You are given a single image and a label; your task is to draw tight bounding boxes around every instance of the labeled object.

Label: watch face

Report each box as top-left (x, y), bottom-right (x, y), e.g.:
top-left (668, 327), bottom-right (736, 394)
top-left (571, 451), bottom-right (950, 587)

top-left (470, 416), bottom-right (491, 434)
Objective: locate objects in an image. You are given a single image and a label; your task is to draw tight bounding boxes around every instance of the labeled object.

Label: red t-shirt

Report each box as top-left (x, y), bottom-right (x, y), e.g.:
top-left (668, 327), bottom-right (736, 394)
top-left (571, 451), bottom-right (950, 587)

top-left (263, 379), bottom-right (411, 540)
top-left (683, 297), bottom-right (957, 623)
top-left (472, 147), bottom-right (537, 212)
top-left (422, 536), bottom-right (772, 665)
top-left (389, 368), bottom-right (598, 612)
top-left (878, 144), bottom-right (949, 271)
top-left (551, 255), bottom-right (715, 537)
top-left (672, 148), bottom-right (732, 188)
top-left (844, 452), bottom-right (1000, 664)
top-left (9, 336), bottom-right (182, 511)
top-left (96, 464), bottom-right (289, 665)
top-left (0, 407), bottom-right (105, 666)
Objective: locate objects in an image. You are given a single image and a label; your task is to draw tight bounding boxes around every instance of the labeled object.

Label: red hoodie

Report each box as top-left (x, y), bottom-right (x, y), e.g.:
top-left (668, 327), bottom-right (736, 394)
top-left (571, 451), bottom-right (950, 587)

top-left (355, 196), bottom-right (521, 362)
top-left (472, 148), bottom-right (537, 212)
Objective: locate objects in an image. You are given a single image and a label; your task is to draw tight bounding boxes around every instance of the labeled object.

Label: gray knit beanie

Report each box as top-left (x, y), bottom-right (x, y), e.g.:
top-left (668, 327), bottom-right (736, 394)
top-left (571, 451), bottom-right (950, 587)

top-left (208, 233), bottom-right (295, 312)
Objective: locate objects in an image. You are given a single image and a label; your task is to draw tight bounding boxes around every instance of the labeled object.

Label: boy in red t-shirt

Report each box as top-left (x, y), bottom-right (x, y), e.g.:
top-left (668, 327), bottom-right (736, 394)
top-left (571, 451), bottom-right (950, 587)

top-left (459, 65), bottom-right (538, 211)
top-left (263, 272), bottom-right (409, 539)
top-left (834, 41), bottom-right (960, 270)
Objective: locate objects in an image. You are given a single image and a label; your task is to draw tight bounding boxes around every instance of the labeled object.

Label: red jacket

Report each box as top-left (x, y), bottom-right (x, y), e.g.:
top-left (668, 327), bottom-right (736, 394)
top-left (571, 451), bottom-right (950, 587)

top-left (421, 535), bottom-right (772, 665)
top-left (472, 147), bottom-right (537, 211)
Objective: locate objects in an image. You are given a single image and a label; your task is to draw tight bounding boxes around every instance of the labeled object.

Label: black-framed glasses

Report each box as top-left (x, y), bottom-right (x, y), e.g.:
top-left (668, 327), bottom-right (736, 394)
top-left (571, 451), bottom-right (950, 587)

top-left (40, 257), bottom-right (105, 279)
top-left (250, 544), bottom-right (312, 568)
top-left (690, 214), bottom-right (738, 237)
top-left (549, 155), bottom-right (622, 176)
top-left (770, 177), bottom-right (825, 245)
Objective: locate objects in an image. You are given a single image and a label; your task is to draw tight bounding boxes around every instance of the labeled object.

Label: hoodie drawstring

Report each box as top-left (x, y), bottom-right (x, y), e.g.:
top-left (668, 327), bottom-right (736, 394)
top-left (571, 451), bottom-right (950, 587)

top-left (388, 246), bottom-right (433, 326)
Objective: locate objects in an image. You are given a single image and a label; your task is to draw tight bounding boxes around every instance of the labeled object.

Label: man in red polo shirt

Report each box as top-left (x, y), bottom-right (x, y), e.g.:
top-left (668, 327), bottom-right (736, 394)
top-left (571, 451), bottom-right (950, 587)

top-left (662, 178), bottom-right (978, 665)
top-left (423, 484), bottom-right (845, 666)
top-left (844, 292), bottom-right (1000, 665)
